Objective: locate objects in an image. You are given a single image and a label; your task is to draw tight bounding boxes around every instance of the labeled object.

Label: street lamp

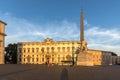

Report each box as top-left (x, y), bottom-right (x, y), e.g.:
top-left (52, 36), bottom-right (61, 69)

top-left (72, 41), bottom-right (74, 66)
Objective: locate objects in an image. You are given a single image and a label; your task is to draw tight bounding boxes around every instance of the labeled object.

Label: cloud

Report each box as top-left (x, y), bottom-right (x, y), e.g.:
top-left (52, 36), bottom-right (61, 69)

top-left (86, 27), bottom-right (120, 55)
top-left (0, 12), bottom-right (120, 55)
top-left (0, 12), bottom-right (79, 44)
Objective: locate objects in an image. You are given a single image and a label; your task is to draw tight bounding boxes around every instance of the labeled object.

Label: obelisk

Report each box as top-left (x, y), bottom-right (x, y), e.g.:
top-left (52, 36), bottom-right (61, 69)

top-left (80, 11), bottom-right (84, 41)
top-left (80, 11), bottom-right (87, 52)
top-left (77, 11), bottom-right (93, 66)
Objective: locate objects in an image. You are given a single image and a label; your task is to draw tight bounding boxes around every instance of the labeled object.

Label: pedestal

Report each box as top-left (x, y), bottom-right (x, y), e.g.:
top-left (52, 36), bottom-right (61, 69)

top-left (77, 52), bottom-right (93, 66)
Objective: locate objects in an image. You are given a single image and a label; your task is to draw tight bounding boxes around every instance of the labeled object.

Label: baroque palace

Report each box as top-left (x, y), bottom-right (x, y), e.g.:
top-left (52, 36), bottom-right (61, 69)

top-left (0, 20), bottom-right (6, 64)
top-left (17, 12), bottom-right (120, 66)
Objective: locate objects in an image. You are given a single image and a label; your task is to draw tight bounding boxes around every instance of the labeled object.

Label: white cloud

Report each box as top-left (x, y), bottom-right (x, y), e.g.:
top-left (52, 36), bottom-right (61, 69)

top-left (0, 12), bottom-right (79, 44)
top-left (0, 12), bottom-right (120, 55)
top-left (86, 27), bottom-right (120, 55)
top-left (86, 27), bottom-right (120, 39)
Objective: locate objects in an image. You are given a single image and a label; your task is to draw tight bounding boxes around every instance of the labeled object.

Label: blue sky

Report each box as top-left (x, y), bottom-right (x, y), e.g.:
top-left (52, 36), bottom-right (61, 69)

top-left (0, 0), bottom-right (120, 55)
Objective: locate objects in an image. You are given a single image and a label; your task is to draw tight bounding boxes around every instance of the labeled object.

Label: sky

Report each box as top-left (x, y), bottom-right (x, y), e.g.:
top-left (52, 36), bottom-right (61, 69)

top-left (0, 0), bottom-right (120, 55)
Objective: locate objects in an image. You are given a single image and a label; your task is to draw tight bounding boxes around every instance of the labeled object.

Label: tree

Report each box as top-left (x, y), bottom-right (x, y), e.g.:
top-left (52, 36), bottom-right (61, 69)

top-left (111, 52), bottom-right (117, 56)
top-left (5, 43), bottom-right (17, 64)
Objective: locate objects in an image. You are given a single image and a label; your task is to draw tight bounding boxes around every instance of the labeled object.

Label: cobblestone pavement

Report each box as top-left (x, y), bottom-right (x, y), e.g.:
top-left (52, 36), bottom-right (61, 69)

top-left (0, 64), bottom-right (120, 80)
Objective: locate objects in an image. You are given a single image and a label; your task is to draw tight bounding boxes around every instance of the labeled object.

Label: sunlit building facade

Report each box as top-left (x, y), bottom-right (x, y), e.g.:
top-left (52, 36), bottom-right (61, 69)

top-left (17, 38), bottom-right (79, 65)
top-left (17, 38), bottom-right (117, 65)
top-left (0, 20), bottom-right (6, 64)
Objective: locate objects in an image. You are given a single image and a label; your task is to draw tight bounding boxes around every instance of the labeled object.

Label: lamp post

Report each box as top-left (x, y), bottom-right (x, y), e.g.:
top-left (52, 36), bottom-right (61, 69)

top-left (72, 41), bottom-right (74, 66)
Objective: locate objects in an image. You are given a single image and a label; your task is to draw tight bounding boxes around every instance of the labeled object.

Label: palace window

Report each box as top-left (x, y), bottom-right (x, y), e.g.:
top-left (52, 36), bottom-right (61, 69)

top-left (19, 55), bottom-right (21, 58)
top-left (23, 48), bottom-right (26, 53)
top-left (72, 47), bottom-right (75, 50)
top-left (41, 47), bottom-right (44, 53)
top-left (36, 58), bottom-right (39, 62)
top-left (58, 57), bottom-right (60, 62)
top-left (32, 48), bottom-right (34, 53)
top-left (67, 47), bottom-right (70, 52)
top-left (52, 58), bottom-right (54, 62)
top-left (37, 55), bottom-right (38, 57)
top-left (57, 47), bottom-right (60, 52)
top-left (32, 55), bottom-right (34, 58)
top-left (32, 58), bottom-right (34, 62)
top-left (47, 47), bottom-right (49, 53)
top-left (19, 48), bottom-right (22, 53)
top-left (36, 48), bottom-right (39, 52)
top-left (42, 58), bottom-right (44, 62)
top-left (19, 58), bottom-right (21, 62)
top-left (62, 47), bottom-right (65, 52)
top-left (51, 47), bottom-right (54, 53)
top-left (24, 58), bottom-right (26, 62)
top-left (0, 42), bottom-right (1, 47)
top-left (28, 48), bottom-right (30, 53)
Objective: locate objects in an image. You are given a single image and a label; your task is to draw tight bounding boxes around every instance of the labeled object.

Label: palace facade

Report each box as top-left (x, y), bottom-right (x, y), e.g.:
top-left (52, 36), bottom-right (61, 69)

top-left (17, 38), bottom-right (117, 65)
top-left (0, 20), bottom-right (6, 64)
top-left (17, 38), bottom-right (79, 65)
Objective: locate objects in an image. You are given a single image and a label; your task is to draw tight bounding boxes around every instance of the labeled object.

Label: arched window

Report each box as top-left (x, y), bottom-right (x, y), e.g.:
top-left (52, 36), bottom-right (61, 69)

top-left (66, 55), bottom-right (72, 60)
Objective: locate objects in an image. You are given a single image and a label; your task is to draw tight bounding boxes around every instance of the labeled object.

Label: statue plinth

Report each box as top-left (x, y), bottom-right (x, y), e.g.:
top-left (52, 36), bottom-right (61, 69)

top-left (77, 52), bottom-right (93, 66)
